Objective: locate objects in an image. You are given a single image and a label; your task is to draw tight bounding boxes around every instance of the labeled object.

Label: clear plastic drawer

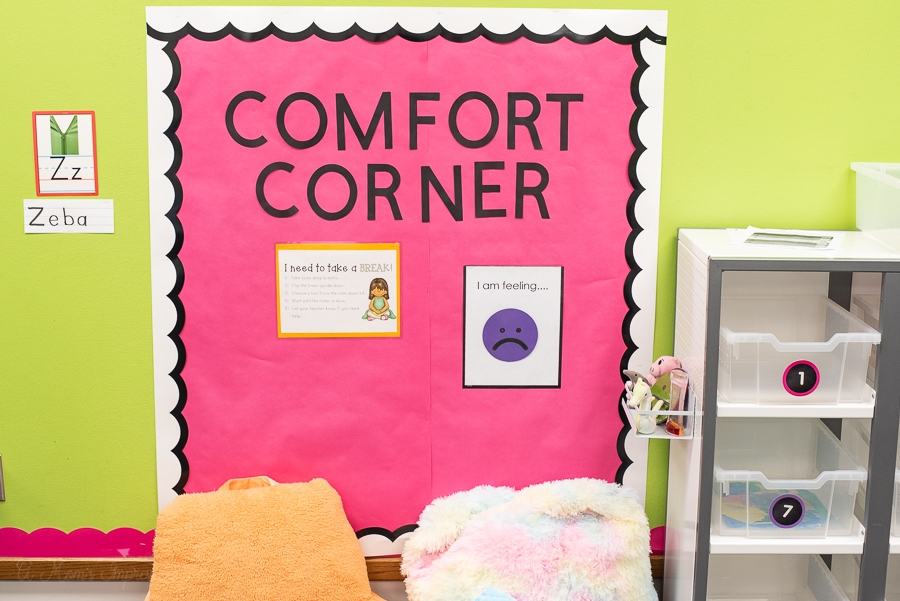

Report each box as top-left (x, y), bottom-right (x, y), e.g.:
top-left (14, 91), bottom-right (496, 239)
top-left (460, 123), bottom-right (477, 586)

top-left (713, 419), bottom-right (866, 538)
top-left (719, 295), bottom-right (880, 404)
top-left (852, 162), bottom-right (900, 251)
top-left (708, 554), bottom-right (850, 601)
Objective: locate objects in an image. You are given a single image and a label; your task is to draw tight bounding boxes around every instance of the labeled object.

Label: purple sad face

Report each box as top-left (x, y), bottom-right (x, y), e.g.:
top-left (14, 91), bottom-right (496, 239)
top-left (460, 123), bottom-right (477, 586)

top-left (482, 308), bottom-right (539, 362)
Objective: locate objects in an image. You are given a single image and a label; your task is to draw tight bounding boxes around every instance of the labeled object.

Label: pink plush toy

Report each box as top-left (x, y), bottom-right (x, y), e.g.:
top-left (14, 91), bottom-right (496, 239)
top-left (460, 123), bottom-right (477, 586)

top-left (623, 355), bottom-right (684, 403)
top-left (646, 356), bottom-right (682, 386)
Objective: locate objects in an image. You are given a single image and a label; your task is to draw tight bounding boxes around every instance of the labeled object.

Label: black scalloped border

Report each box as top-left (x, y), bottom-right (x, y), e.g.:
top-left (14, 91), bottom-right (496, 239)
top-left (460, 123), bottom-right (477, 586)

top-left (616, 40), bottom-right (655, 485)
top-left (355, 524), bottom-right (420, 542)
top-left (147, 19), bottom-right (665, 529)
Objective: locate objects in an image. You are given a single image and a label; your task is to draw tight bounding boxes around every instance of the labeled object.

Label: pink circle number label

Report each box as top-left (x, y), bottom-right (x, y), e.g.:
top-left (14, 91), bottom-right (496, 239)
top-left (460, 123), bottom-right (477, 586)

top-left (783, 360), bottom-right (820, 396)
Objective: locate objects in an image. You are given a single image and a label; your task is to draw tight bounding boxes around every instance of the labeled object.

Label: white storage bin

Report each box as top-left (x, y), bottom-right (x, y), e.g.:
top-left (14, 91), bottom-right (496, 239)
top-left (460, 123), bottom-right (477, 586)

top-left (713, 419), bottom-right (866, 537)
top-left (894, 468), bottom-right (900, 537)
top-left (890, 556), bottom-right (900, 601)
top-left (718, 295), bottom-right (880, 404)
top-left (830, 554), bottom-right (900, 601)
top-left (843, 419), bottom-right (900, 539)
top-left (708, 554), bottom-right (850, 601)
top-left (848, 418), bottom-right (900, 539)
top-left (828, 555), bottom-right (858, 601)
top-left (850, 292), bottom-right (880, 387)
top-left (852, 162), bottom-right (900, 251)
top-left (839, 419), bottom-right (871, 523)
top-left (850, 294), bottom-right (880, 330)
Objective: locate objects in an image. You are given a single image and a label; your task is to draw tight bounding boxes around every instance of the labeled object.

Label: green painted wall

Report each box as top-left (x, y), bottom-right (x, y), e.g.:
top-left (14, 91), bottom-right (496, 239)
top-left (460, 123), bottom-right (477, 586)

top-left (2, 0), bottom-right (898, 535)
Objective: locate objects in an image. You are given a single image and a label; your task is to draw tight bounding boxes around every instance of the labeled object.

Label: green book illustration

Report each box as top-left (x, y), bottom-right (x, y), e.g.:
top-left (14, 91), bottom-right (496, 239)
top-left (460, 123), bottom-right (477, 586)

top-left (49, 115), bottom-right (79, 155)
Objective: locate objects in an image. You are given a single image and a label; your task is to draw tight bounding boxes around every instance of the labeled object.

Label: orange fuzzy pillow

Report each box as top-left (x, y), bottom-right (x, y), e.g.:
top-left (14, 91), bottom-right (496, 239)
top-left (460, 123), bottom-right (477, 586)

top-left (148, 477), bottom-right (383, 601)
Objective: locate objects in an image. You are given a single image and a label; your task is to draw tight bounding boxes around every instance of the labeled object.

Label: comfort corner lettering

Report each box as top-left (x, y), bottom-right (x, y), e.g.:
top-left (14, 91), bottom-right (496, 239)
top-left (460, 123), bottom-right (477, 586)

top-left (225, 91), bottom-right (584, 222)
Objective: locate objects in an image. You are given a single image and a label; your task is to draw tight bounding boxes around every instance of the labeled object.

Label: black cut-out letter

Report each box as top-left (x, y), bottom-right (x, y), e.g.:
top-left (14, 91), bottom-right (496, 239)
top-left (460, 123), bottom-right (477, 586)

top-left (307, 164), bottom-right (357, 221)
top-left (449, 92), bottom-right (498, 149)
top-left (546, 94), bottom-right (583, 151)
top-left (277, 92), bottom-right (327, 149)
top-left (226, 91), bottom-right (267, 148)
top-left (256, 162), bottom-right (299, 218)
top-left (515, 162), bottom-right (550, 219)
top-left (367, 164), bottom-right (402, 221)
top-left (337, 93), bottom-right (393, 151)
top-left (507, 93), bottom-right (542, 150)
top-left (409, 92), bottom-right (439, 150)
top-left (475, 162), bottom-right (506, 218)
top-left (421, 166), bottom-right (463, 222)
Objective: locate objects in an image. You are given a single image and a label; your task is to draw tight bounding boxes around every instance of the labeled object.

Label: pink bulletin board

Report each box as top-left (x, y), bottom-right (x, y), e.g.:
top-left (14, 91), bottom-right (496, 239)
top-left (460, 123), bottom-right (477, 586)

top-left (147, 7), bottom-right (667, 556)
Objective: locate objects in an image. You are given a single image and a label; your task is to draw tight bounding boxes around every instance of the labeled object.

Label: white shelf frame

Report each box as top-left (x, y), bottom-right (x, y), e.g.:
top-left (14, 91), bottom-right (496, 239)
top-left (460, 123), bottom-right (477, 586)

top-left (716, 400), bottom-right (875, 419)
top-left (664, 229), bottom-right (900, 601)
top-left (710, 516), bottom-right (866, 555)
top-left (716, 384), bottom-right (877, 419)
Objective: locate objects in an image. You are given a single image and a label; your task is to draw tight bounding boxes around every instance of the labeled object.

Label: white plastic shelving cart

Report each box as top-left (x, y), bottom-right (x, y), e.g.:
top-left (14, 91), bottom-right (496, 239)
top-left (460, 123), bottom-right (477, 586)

top-left (852, 163), bottom-right (900, 560)
top-left (664, 228), bottom-right (900, 601)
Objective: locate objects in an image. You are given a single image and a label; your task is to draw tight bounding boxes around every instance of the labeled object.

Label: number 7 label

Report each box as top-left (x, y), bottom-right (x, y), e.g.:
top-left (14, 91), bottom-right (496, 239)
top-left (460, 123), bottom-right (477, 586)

top-left (770, 494), bottom-right (805, 528)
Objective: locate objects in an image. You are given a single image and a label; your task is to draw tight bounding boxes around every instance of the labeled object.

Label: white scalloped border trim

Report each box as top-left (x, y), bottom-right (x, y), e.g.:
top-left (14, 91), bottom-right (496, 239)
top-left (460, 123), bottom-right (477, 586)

top-left (147, 6), bottom-right (666, 37)
top-left (147, 6), bottom-right (666, 556)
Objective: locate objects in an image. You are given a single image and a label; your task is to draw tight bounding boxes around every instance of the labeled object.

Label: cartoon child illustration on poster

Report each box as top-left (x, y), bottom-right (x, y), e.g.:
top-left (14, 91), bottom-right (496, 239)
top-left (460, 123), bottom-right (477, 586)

top-left (363, 278), bottom-right (397, 321)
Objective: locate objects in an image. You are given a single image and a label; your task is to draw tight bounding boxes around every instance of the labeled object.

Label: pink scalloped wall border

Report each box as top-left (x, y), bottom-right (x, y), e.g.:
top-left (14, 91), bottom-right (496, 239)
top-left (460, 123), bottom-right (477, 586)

top-left (0, 526), bottom-right (662, 557)
top-left (0, 528), bottom-right (155, 557)
top-left (650, 526), bottom-right (665, 555)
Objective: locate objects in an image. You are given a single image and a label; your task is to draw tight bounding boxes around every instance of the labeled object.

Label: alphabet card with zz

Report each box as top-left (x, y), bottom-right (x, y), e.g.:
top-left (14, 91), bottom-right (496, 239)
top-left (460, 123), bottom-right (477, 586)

top-left (32, 111), bottom-right (98, 195)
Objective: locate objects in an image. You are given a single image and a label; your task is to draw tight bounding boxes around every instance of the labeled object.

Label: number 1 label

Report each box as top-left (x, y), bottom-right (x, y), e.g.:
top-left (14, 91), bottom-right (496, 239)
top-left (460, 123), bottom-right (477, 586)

top-left (783, 360), bottom-right (820, 396)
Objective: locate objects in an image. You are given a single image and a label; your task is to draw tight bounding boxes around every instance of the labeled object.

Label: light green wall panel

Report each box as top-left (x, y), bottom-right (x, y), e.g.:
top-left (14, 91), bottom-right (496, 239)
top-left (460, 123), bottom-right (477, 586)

top-left (2, 0), bottom-right (898, 534)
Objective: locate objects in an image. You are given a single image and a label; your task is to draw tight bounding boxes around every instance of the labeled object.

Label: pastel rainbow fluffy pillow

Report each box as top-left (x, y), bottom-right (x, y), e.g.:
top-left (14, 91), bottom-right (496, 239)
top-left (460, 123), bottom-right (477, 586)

top-left (401, 479), bottom-right (656, 601)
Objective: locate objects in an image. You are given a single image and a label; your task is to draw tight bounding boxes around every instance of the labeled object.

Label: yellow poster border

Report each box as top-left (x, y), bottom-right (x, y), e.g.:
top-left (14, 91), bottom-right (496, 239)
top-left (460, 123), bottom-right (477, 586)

top-left (275, 243), bottom-right (401, 338)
